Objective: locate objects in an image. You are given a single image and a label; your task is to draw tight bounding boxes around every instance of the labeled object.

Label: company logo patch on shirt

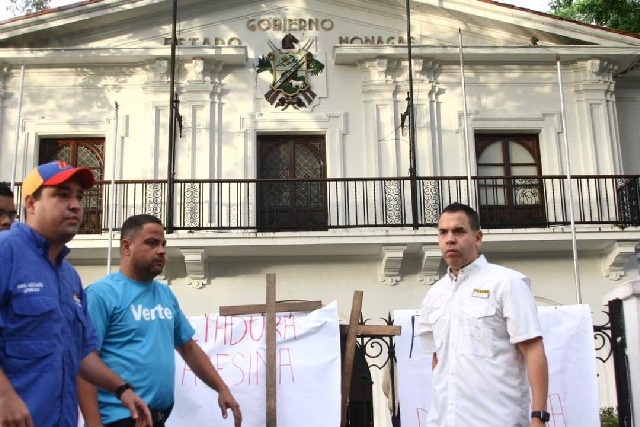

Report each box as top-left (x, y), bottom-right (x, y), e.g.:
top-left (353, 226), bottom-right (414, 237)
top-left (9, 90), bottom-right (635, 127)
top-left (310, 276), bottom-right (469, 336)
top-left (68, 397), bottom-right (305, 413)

top-left (72, 291), bottom-right (83, 308)
top-left (16, 282), bottom-right (44, 294)
top-left (471, 288), bottom-right (490, 299)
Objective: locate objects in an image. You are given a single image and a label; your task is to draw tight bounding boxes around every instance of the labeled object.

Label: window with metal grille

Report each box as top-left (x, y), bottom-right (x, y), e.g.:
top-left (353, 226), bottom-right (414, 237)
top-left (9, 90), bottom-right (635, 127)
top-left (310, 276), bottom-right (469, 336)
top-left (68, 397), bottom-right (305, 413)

top-left (257, 135), bottom-right (327, 231)
top-left (39, 137), bottom-right (105, 234)
top-left (475, 134), bottom-right (546, 228)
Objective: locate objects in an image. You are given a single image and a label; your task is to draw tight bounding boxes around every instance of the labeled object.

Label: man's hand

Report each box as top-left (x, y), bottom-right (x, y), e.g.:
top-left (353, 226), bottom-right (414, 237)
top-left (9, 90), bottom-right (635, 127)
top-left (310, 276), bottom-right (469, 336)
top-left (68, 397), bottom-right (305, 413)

top-left (176, 339), bottom-right (242, 426)
top-left (118, 389), bottom-right (153, 427)
top-left (218, 387), bottom-right (242, 427)
top-left (0, 389), bottom-right (34, 427)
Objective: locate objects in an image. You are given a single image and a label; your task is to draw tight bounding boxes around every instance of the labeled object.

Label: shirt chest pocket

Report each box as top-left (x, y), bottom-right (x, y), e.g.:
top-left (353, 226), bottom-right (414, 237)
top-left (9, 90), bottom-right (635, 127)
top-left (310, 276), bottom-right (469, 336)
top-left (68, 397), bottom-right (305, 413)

top-left (5, 296), bottom-right (61, 373)
top-left (425, 307), bottom-right (445, 352)
top-left (9, 295), bottom-right (59, 339)
top-left (460, 302), bottom-right (497, 358)
top-left (4, 339), bottom-right (60, 373)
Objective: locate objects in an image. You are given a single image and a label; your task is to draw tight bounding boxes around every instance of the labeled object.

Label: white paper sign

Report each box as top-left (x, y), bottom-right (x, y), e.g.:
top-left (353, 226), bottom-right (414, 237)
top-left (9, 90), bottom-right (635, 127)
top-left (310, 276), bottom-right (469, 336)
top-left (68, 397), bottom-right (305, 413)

top-left (394, 305), bottom-right (600, 427)
top-left (394, 309), bottom-right (432, 427)
top-left (538, 305), bottom-right (600, 426)
top-left (167, 301), bottom-right (341, 427)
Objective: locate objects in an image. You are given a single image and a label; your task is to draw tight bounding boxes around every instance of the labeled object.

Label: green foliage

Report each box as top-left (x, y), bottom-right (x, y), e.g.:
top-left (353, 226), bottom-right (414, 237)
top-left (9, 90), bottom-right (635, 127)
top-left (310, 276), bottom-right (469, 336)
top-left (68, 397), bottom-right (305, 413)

top-left (257, 56), bottom-right (272, 74)
top-left (308, 58), bottom-right (325, 76)
top-left (600, 407), bottom-right (619, 427)
top-left (6, 0), bottom-right (51, 16)
top-left (549, 0), bottom-right (640, 34)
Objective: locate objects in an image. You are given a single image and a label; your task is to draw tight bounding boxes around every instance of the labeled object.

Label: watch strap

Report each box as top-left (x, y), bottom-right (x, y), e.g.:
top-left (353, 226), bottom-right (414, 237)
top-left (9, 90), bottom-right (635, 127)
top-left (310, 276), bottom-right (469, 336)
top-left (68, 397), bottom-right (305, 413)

top-left (114, 382), bottom-right (135, 400)
top-left (531, 410), bottom-right (551, 422)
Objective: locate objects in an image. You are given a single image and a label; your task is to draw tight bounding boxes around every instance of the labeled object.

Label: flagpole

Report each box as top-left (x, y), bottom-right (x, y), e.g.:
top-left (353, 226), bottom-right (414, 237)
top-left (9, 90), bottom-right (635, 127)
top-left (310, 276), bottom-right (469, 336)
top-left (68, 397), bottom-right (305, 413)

top-left (458, 29), bottom-right (475, 210)
top-left (166, 0), bottom-right (179, 233)
top-left (556, 55), bottom-right (582, 304)
top-left (405, 0), bottom-right (419, 230)
top-left (10, 64), bottom-right (25, 191)
top-left (107, 101), bottom-right (119, 274)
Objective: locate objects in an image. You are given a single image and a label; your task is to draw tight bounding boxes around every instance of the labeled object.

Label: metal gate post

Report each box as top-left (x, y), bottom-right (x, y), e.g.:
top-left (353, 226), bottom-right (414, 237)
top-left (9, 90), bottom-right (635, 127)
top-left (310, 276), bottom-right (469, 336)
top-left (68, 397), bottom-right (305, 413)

top-left (608, 298), bottom-right (633, 426)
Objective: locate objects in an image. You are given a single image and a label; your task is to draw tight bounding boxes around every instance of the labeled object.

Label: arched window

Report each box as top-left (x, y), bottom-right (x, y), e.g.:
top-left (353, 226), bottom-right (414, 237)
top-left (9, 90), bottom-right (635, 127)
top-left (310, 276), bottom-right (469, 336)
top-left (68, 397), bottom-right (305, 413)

top-left (475, 135), bottom-right (546, 227)
top-left (39, 137), bottom-right (105, 234)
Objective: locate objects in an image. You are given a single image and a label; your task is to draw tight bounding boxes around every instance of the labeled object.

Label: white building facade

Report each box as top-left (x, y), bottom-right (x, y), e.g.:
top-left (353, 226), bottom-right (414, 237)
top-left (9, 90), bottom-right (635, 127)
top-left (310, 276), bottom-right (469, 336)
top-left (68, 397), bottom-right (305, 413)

top-left (1, 0), bottom-right (640, 419)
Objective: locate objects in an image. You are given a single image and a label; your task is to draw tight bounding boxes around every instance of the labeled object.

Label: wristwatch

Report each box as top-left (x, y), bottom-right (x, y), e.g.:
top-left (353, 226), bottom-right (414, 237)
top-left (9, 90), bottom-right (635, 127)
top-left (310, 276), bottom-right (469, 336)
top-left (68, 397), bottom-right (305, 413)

top-left (114, 382), bottom-right (135, 400)
top-left (531, 411), bottom-right (551, 422)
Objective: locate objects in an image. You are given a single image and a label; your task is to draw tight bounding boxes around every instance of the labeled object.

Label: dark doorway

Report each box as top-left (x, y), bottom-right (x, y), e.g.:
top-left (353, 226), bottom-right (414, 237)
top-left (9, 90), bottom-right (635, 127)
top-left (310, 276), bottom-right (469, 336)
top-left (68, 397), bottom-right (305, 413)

top-left (257, 135), bottom-right (327, 231)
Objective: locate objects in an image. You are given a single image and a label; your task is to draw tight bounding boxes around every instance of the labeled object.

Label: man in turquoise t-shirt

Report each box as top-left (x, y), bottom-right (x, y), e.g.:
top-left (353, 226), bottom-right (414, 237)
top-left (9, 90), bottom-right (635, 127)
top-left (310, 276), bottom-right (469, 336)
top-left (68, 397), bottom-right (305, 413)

top-left (78, 214), bottom-right (242, 427)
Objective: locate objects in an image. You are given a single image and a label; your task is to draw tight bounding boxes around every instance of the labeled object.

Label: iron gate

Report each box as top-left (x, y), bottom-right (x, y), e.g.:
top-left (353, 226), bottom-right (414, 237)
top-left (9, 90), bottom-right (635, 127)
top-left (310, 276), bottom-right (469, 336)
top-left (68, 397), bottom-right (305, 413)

top-left (343, 305), bottom-right (632, 427)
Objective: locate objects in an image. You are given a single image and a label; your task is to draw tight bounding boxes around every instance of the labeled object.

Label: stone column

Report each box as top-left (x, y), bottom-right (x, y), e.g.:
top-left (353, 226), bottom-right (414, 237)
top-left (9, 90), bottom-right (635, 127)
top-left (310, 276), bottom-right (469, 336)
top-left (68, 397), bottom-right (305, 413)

top-left (570, 59), bottom-right (622, 175)
top-left (143, 58), bottom-right (172, 181)
top-left (180, 58), bottom-right (223, 227)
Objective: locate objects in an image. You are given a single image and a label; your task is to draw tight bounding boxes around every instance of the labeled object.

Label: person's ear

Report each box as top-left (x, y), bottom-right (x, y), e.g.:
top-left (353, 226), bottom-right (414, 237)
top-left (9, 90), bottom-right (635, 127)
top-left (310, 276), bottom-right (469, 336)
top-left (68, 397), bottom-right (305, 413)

top-left (475, 229), bottom-right (483, 246)
top-left (121, 239), bottom-right (132, 256)
top-left (23, 195), bottom-right (37, 217)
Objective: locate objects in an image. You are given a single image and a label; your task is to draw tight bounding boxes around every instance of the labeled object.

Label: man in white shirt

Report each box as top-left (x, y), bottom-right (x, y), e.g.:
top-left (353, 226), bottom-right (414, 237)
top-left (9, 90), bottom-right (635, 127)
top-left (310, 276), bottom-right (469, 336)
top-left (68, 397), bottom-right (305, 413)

top-left (417, 202), bottom-right (549, 426)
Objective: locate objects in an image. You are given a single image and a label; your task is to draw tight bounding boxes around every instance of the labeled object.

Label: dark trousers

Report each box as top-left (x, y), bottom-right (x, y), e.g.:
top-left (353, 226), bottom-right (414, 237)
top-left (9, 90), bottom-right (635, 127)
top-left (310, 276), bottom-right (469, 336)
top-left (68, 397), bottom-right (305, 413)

top-left (105, 410), bottom-right (168, 427)
top-left (106, 419), bottom-right (164, 427)
top-left (105, 419), bottom-right (164, 427)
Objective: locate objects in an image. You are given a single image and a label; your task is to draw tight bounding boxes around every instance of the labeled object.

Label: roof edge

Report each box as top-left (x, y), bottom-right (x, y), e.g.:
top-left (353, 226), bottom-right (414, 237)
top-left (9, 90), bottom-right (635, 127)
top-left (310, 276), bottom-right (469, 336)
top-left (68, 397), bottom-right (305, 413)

top-left (477, 0), bottom-right (640, 40)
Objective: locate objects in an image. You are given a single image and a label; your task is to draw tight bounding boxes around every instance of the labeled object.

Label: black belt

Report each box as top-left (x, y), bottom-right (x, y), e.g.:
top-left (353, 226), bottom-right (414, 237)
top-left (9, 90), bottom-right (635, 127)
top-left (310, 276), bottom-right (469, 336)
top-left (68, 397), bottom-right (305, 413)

top-left (106, 409), bottom-right (169, 427)
top-left (150, 409), bottom-right (168, 423)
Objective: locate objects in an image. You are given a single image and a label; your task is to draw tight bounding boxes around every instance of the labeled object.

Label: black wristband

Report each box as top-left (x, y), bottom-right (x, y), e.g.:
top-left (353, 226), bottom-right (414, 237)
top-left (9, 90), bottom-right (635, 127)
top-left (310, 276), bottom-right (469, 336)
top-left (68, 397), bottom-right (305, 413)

top-left (531, 410), bottom-right (550, 422)
top-left (114, 382), bottom-right (135, 400)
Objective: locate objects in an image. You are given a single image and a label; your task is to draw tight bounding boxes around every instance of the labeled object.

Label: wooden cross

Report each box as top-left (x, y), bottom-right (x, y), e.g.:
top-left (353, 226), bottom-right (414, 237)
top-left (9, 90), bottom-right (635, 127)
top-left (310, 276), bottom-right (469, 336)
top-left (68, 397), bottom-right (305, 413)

top-left (340, 291), bottom-right (402, 427)
top-left (219, 273), bottom-right (322, 427)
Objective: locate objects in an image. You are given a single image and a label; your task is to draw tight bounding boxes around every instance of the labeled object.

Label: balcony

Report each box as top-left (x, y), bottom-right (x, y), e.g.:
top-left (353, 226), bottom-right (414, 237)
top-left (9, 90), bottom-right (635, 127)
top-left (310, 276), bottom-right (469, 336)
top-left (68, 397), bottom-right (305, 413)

top-left (12, 175), bottom-right (640, 233)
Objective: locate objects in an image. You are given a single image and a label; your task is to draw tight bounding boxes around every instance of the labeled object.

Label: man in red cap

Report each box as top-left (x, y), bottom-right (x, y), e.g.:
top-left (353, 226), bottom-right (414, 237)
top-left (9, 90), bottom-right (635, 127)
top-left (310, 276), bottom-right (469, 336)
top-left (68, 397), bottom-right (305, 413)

top-left (0, 160), bottom-right (153, 427)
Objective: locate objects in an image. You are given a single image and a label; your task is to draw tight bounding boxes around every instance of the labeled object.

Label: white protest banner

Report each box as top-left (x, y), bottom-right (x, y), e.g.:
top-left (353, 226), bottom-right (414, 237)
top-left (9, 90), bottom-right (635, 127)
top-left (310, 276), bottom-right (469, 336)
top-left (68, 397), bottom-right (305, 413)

top-left (394, 304), bottom-right (599, 427)
top-left (167, 301), bottom-right (341, 427)
top-left (538, 305), bottom-right (600, 426)
top-left (394, 309), bottom-right (431, 427)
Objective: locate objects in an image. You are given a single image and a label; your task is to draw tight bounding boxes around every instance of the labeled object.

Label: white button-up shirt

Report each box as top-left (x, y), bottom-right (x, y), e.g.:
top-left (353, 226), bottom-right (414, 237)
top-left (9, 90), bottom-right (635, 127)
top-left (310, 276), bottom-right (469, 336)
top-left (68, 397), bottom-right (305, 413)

top-left (417, 255), bottom-right (542, 426)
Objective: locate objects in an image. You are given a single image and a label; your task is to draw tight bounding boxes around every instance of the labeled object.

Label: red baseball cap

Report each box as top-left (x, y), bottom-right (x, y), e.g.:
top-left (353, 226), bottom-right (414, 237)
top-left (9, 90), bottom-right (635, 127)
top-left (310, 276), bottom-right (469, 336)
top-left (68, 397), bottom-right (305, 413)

top-left (22, 160), bottom-right (94, 200)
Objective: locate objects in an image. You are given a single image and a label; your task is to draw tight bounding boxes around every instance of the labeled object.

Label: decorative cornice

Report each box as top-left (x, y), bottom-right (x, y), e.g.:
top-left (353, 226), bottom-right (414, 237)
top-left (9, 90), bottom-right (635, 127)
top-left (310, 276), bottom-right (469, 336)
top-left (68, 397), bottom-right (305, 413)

top-left (603, 241), bottom-right (639, 281)
top-left (571, 58), bottom-right (618, 93)
top-left (0, 46), bottom-right (248, 66)
top-left (419, 244), bottom-right (442, 284)
top-left (148, 57), bottom-right (169, 83)
top-left (335, 46), bottom-right (639, 67)
top-left (185, 58), bottom-right (223, 84)
top-left (358, 57), bottom-right (399, 83)
top-left (379, 245), bottom-right (406, 286)
top-left (180, 247), bottom-right (209, 289)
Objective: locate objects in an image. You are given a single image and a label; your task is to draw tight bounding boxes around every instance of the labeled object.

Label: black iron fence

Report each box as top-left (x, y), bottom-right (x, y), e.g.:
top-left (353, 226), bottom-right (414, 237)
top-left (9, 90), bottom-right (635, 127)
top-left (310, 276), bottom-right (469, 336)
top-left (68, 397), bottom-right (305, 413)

top-left (12, 175), bottom-right (640, 232)
top-left (344, 312), bottom-right (624, 427)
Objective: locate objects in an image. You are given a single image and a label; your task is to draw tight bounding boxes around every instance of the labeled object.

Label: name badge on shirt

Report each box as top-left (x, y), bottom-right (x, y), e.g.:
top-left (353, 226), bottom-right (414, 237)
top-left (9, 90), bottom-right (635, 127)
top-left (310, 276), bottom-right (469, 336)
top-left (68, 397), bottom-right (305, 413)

top-left (472, 289), bottom-right (490, 299)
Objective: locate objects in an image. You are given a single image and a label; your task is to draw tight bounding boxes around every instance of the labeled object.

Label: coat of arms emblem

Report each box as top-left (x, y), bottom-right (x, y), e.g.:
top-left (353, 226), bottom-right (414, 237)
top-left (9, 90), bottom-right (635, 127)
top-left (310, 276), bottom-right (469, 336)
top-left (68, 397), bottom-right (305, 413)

top-left (257, 34), bottom-right (325, 110)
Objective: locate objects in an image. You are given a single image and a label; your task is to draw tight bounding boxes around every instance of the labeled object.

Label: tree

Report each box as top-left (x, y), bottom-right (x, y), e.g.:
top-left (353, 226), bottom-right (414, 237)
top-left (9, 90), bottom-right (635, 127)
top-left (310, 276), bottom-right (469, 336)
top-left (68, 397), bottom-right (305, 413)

top-left (549, 0), bottom-right (640, 34)
top-left (6, 0), bottom-right (51, 17)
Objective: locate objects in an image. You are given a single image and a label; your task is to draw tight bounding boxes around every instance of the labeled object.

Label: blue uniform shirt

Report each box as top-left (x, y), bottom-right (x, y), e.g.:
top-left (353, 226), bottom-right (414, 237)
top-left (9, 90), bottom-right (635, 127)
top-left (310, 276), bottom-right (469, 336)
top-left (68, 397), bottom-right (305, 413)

top-left (0, 222), bottom-right (98, 427)
top-left (86, 271), bottom-right (195, 424)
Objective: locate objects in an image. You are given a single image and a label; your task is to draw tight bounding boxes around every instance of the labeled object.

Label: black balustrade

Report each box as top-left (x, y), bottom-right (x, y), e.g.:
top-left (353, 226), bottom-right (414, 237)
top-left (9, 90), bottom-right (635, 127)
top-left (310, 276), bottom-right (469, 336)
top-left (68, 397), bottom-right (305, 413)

top-left (12, 175), bottom-right (640, 233)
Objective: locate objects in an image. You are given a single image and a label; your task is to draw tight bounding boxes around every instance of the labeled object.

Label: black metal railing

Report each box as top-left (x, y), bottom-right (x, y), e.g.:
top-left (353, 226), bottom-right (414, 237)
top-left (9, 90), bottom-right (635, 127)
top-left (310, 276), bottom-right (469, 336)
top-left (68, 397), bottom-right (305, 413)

top-left (343, 313), bottom-right (398, 427)
top-left (12, 175), bottom-right (640, 233)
